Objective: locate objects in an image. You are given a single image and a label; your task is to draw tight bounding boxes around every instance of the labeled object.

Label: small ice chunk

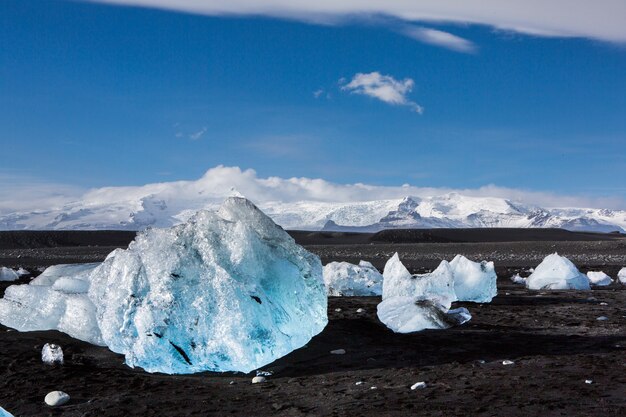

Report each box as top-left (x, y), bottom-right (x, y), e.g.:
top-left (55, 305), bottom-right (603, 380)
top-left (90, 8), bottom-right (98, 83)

top-left (596, 316), bottom-right (608, 321)
top-left (16, 268), bottom-right (29, 277)
top-left (410, 381), bottom-right (427, 390)
top-left (0, 267), bottom-right (19, 282)
top-left (334, 308), bottom-right (342, 312)
top-left (585, 379), bottom-right (593, 384)
top-left (510, 273), bottom-right (527, 285)
top-left (449, 255), bottom-right (497, 303)
top-left (356, 308), bottom-right (365, 313)
top-left (377, 297), bottom-right (468, 333)
top-left (355, 381), bottom-right (364, 385)
top-left (502, 360), bottom-right (515, 365)
top-left (0, 406), bottom-right (15, 417)
top-left (330, 349), bottom-right (346, 355)
top-left (323, 260), bottom-right (383, 296)
top-left (525, 253), bottom-right (590, 290)
top-left (382, 253), bottom-right (455, 309)
top-left (42, 343), bottom-right (64, 365)
top-left (44, 391), bottom-right (70, 407)
top-left (618, 267), bottom-right (626, 284)
top-left (251, 376), bottom-right (266, 384)
top-left (586, 271), bottom-right (612, 286)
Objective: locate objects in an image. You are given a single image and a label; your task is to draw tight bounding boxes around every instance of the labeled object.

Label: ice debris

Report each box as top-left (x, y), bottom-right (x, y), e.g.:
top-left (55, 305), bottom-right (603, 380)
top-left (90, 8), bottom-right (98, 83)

top-left (586, 271), bottom-right (613, 286)
top-left (382, 253), bottom-right (455, 309)
top-left (617, 267), bottom-right (626, 284)
top-left (0, 406), bottom-right (14, 417)
top-left (449, 255), bottom-right (497, 303)
top-left (44, 391), bottom-right (70, 407)
top-left (378, 254), bottom-right (472, 333)
top-left (510, 273), bottom-right (527, 285)
top-left (0, 198), bottom-right (328, 374)
top-left (377, 297), bottom-right (471, 333)
top-left (0, 263), bottom-right (104, 345)
top-left (251, 376), bottom-right (266, 384)
top-left (42, 343), bottom-right (64, 365)
top-left (0, 267), bottom-right (19, 282)
top-left (502, 360), bottom-right (515, 365)
top-left (330, 349), bottom-right (346, 355)
top-left (525, 253), bottom-right (590, 290)
top-left (323, 260), bottom-right (382, 296)
top-left (411, 381), bottom-right (427, 390)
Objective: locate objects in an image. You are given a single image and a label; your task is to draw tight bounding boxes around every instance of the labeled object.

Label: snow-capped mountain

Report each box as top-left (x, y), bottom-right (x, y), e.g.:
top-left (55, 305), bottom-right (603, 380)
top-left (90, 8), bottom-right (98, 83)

top-left (1, 191), bottom-right (625, 233)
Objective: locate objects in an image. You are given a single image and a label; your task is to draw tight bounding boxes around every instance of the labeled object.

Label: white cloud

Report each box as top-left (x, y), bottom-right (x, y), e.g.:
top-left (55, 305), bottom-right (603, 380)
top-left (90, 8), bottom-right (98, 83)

top-left (86, 1), bottom-right (626, 43)
top-left (341, 72), bottom-right (423, 113)
top-left (401, 26), bottom-right (476, 53)
top-left (1, 166), bottom-right (625, 219)
top-left (189, 127), bottom-right (207, 140)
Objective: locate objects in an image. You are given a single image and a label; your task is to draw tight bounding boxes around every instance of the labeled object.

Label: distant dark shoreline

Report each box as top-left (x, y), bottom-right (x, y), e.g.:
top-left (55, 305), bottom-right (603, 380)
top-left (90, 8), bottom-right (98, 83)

top-left (0, 228), bottom-right (623, 250)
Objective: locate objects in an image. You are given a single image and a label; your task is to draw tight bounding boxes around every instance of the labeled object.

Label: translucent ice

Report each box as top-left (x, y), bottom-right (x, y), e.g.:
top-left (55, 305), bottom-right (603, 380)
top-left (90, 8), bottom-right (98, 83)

top-left (586, 271), bottom-right (613, 286)
top-left (0, 263), bottom-right (104, 345)
top-left (88, 197), bottom-right (327, 374)
top-left (382, 253), bottom-right (455, 309)
top-left (323, 260), bottom-right (383, 296)
top-left (0, 267), bottom-right (19, 282)
top-left (0, 406), bottom-right (14, 417)
top-left (525, 253), bottom-right (590, 290)
top-left (42, 343), bottom-right (64, 365)
top-left (510, 273), bottom-right (527, 285)
top-left (449, 255), bottom-right (497, 303)
top-left (376, 296), bottom-right (472, 333)
top-left (617, 267), bottom-right (626, 284)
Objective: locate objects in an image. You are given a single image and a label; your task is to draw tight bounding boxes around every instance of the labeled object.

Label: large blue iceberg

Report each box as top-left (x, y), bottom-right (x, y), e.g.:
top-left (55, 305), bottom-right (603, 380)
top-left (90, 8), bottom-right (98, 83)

top-left (0, 198), bottom-right (328, 374)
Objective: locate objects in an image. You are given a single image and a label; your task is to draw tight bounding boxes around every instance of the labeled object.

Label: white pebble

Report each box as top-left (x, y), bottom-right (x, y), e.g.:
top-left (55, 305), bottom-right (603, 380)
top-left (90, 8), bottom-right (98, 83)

top-left (251, 376), bottom-right (266, 384)
top-left (410, 381), bottom-right (427, 390)
top-left (44, 391), bottom-right (70, 407)
top-left (42, 343), bottom-right (64, 365)
top-left (330, 349), bottom-right (346, 355)
top-left (502, 360), bottom-right (515, 365)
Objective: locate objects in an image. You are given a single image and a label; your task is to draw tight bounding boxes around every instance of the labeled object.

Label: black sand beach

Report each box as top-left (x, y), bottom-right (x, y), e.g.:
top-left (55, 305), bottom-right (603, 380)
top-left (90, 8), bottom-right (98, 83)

top-left (1, 229), bottom-right (625, 416)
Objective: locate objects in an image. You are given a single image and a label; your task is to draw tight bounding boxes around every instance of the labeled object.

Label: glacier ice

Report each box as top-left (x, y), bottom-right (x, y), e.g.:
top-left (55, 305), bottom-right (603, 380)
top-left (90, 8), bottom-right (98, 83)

top-left (323, 260), bottom-right (382, 296)
top-left (0, 267), bottom-right (19, 282)
top-left (376, 296), bottom-right (471, 333)
top-left (449, 255), bottom-right (497, 303)
top-left (0, 406), bottom-right (14, 417)
top-left (42, 343), bottom-right (64, 365)
top-left (88, 197), bottom-right (327, 374)
top-left (586, 271), bottom-right (613, 286)
top-left (378, 254), bottom-right (471, 333)
top-left (0, 263), bottom-right (104, 345)
top-left (617, 267), bottom-right (626, 284)
top-left (525, 253), bottom-right (590, 290)
top-left (0, 198), bottom-right (327, 374)
top-left (510, 273), bottom-right (527, 285)
top-left (382, 253), bottom-right (455, 309)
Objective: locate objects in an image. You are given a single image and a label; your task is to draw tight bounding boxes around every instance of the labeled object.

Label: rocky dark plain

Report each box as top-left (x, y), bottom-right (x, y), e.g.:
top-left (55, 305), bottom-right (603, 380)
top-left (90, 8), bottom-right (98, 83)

top-left (1, 229), bottom-right (625, 416)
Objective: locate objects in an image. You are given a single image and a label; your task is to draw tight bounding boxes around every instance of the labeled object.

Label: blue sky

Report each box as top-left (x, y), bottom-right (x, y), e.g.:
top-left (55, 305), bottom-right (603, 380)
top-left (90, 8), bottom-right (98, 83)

top-left (1, 0), bottom-right (625, 205)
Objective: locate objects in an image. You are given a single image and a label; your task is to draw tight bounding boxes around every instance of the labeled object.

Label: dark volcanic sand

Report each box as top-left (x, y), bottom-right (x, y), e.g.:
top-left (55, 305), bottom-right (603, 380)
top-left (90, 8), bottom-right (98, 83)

top-left (1, 230), bottom-right (626, 416)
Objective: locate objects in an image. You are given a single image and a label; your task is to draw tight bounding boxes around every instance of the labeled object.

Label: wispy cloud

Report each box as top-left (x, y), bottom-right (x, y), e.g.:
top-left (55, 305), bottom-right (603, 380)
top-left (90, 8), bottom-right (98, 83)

top-left (86, 1), bottom-right (626, 43)
top-left (341, 72), bottom-right (423, 114)
top-left (189, 127), bottom-right (207, 140)
top-left (400, 26), bottom-right (477, 53)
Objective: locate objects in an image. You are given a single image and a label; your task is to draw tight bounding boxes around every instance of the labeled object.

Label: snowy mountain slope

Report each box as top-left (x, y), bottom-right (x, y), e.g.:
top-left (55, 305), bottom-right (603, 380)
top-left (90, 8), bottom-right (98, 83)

top-left (1, 167), bottom-right (624, 232)
top-left (1, 192), bottom-right (625, 233)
